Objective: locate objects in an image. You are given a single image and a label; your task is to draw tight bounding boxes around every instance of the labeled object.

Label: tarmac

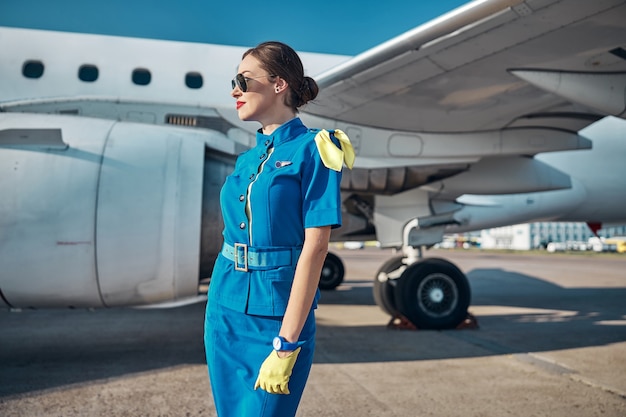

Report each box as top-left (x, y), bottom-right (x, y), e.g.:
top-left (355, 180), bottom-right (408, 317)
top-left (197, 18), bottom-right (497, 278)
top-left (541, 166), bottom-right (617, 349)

top-left (1, 248), bottom-right (625, 417)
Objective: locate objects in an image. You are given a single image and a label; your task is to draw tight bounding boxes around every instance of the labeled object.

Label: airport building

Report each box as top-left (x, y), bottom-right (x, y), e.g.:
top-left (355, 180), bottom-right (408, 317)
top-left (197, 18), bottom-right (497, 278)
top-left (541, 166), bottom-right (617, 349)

top-left (479, 222), bottom-right (626, 250)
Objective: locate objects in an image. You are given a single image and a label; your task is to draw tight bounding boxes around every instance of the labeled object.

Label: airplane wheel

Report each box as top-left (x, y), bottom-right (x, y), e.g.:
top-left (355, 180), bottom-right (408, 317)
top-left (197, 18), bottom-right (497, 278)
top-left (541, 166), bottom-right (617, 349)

top-left (394, 258), bottom-right (470, 329)
top-left (373, 256), bottom-right (405, 316)
top-left (318, 252), bottom-right (344, 290)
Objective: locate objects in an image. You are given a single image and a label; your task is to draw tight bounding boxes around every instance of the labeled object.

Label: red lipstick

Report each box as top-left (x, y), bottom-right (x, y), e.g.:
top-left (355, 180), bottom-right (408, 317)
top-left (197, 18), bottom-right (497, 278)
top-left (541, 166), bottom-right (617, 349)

top-left (236, 101), bottom-right (245, 110)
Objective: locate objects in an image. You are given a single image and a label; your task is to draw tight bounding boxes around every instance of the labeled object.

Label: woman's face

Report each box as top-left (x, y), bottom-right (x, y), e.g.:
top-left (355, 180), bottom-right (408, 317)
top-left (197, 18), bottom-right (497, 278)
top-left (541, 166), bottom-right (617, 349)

top-left (231, 54), bottom-right (281, 123)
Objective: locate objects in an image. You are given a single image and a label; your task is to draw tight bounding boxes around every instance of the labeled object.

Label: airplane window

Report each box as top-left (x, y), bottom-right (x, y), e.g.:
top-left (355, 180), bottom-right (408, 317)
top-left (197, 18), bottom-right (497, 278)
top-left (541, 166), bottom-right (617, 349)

top-left (185, 72), bottom-right (203, 89)
top-left (22, 60), bottom-right (44, 79)
top-left (78, 65), bottom-right (99, 82)
top-left (132, 68), bottom-right (151, 86)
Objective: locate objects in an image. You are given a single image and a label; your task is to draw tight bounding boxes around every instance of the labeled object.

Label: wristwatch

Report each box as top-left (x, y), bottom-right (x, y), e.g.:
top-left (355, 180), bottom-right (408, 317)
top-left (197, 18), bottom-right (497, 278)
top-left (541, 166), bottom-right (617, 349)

top-left (272, 336), bottom-right (304, 351)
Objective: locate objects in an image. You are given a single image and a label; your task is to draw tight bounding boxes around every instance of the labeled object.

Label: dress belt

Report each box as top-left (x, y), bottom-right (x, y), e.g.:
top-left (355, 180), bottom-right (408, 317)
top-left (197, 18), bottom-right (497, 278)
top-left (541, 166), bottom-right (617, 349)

top-left (220, 242), bottom-right (302, 272)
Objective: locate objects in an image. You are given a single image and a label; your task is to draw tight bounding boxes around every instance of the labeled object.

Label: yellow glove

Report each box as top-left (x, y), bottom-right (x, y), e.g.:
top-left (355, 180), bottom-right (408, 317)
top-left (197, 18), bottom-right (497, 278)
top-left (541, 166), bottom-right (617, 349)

top-left (254, 347), bottom-right (301, 395)
top-left (314, 129), bottom-right (355, 171)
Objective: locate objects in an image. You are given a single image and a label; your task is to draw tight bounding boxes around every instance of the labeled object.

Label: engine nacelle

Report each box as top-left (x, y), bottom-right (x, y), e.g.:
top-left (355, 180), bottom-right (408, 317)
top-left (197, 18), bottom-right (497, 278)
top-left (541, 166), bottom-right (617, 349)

top-left (0, 113), bottom-right (221, 308)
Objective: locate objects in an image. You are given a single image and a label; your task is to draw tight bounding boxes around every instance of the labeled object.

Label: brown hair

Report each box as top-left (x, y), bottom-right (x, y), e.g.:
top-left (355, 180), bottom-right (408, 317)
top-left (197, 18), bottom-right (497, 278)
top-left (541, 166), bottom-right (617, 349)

top-left (243, 41), bottom-right (319, 111)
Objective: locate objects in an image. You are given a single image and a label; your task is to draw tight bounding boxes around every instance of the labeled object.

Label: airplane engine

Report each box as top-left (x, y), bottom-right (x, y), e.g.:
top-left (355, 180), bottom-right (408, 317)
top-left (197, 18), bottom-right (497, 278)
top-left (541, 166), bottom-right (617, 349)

top-left (0, 113), bottom-right (227, 309)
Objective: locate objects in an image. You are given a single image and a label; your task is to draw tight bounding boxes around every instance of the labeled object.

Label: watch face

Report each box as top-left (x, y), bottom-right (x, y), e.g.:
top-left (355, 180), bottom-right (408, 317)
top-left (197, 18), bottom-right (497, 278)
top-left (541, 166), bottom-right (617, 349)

top-left (273, 337), bottom-right (282, 350)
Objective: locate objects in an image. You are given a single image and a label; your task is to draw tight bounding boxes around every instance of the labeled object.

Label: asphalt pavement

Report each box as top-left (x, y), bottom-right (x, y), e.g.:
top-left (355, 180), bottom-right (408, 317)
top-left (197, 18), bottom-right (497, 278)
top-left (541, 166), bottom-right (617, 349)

top-left (1, 248), bottom-right (625, 416)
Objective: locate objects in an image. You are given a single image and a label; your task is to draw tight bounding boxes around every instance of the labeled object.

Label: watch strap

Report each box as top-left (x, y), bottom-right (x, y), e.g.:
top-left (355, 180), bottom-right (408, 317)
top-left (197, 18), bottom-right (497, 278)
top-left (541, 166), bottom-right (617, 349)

top-left (273, 336), bottom-right (305, 351)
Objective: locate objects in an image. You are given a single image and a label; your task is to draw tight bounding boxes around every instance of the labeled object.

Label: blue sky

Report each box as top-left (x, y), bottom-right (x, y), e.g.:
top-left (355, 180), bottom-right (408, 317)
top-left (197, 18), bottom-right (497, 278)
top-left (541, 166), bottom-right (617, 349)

top-left (0, 0), bottom-right (470, 55)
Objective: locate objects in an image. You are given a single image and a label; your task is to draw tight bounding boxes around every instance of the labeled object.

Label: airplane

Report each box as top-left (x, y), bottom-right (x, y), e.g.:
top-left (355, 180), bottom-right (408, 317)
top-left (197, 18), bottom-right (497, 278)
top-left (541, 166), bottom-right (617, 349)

top-left (1, 0), bottom-right (625, 330)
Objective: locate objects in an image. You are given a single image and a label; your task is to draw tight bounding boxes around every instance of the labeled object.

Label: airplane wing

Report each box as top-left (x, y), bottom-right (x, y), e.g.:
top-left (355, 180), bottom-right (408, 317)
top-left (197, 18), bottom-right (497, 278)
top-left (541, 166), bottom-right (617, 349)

top-left (307, 0), bottom-right (626, 330)
top-left (307, 0), bottom-right (626, 134)
top-left (303, 0), bottom-right (626, 250)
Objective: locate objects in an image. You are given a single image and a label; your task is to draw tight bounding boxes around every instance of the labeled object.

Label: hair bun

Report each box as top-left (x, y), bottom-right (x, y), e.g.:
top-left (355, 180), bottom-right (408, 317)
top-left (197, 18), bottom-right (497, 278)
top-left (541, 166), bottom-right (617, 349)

top-left (298, 76), bottom-right (319, 107)
top-left (244, 41), bottom-right (319, 110)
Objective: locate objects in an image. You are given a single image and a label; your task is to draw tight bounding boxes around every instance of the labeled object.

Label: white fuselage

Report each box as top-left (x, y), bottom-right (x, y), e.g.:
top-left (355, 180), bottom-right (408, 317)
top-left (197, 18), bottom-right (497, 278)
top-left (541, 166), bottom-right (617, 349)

top-left (1, 26), bottom-right (625, 308)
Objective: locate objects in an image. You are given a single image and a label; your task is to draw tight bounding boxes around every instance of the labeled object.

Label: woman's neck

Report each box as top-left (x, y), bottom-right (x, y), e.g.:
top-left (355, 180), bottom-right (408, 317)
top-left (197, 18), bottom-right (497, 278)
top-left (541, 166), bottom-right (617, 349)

top-left (260, 109), bottom-right (297, 136)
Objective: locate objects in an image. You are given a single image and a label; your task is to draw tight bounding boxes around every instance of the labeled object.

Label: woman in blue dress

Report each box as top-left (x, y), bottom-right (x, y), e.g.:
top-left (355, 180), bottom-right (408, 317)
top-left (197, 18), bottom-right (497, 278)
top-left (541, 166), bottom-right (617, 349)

top-left (204, 41), bottom-right (354, 417)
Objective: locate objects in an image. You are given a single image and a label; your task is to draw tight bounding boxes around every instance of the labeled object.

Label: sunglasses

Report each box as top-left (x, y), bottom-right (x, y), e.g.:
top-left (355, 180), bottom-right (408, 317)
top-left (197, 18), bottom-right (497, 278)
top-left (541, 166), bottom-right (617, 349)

top-left (231, 73), bottom-right (276, 92)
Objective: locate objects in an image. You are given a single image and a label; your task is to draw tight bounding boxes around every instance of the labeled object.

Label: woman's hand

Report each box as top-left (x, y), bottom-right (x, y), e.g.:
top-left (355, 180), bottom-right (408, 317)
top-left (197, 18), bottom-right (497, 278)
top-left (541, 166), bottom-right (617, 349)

top-left (254, 348), bottom-right (301, 394)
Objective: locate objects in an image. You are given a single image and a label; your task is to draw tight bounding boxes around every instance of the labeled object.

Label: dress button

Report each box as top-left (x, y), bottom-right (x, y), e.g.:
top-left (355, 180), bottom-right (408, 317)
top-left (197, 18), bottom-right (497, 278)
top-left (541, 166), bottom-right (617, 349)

top-left (239, 194), bottom-right (245, 202)
top-left (239, 222), bottom-right (246, 229)
top-left (260, 154), bottom-right (266, 160)
top-left (249, 174), bottom-right (255, 180)
top-left (265, 140), bottom-right (270, 146)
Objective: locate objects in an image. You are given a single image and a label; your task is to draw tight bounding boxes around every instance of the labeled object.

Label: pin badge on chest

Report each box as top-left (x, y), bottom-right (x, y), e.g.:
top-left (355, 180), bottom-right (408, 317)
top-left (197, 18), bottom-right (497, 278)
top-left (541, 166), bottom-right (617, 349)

top-left (275, 161), bottom-right (292, 168)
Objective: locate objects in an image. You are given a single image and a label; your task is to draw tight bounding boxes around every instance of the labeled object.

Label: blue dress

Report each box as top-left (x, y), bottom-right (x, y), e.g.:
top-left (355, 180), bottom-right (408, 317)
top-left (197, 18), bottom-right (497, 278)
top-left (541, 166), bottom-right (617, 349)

top-left (204, 118), bottom-right (344, 417)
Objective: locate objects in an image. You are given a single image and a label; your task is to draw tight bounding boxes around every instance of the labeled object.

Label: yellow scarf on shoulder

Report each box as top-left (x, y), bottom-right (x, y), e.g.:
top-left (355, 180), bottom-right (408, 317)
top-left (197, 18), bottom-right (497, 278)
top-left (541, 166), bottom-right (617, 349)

top-left (314, 129), bottom-right (355, 171)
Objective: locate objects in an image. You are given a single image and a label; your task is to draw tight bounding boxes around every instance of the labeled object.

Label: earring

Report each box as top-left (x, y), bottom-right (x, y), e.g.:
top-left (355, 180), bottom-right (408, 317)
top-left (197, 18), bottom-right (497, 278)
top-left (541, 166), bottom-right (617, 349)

top-left (275, 87), bottom-right (280, 93)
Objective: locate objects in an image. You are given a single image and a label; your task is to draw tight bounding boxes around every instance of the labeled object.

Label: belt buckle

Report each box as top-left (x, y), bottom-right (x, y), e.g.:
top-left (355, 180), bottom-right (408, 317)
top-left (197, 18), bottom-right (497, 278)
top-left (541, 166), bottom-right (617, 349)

top-left (234, 243), bottom-right (248, 272)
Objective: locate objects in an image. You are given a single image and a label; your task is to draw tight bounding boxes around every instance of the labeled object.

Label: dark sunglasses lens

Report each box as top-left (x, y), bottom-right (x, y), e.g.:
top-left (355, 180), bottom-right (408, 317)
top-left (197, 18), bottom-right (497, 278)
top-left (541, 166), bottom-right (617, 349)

top-left (236, 74), bottom-right (247, 92)
top-left (231, 78), bottom-right (236, 89)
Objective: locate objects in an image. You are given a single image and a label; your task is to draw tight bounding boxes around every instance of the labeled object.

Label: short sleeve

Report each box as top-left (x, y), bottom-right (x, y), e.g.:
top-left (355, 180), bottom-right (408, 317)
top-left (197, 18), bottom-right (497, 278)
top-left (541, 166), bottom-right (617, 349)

top-left (301, 146), bottom-right (343, 229)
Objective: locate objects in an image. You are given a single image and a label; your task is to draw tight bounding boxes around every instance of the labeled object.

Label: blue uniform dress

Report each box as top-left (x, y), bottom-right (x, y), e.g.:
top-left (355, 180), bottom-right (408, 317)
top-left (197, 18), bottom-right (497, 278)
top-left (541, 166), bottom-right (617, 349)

top-left (204, 118), bottom-right (343, 417)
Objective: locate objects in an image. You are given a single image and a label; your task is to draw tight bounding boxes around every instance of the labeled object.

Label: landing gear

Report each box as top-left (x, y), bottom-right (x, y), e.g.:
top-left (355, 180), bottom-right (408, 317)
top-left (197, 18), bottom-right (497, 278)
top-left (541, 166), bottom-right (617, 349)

top-left (373, 256), bottom-right (404, 316)
top-left (319, 252), bottom-right (345, 290)
top-left (374, 255), bottom-right (471, 329)
top-left (393, 258), bottom-right (470, 329)
top-left (373, 219), bottom-right (472, 329)
top-left (321, 242), bottom-right (473, 329)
